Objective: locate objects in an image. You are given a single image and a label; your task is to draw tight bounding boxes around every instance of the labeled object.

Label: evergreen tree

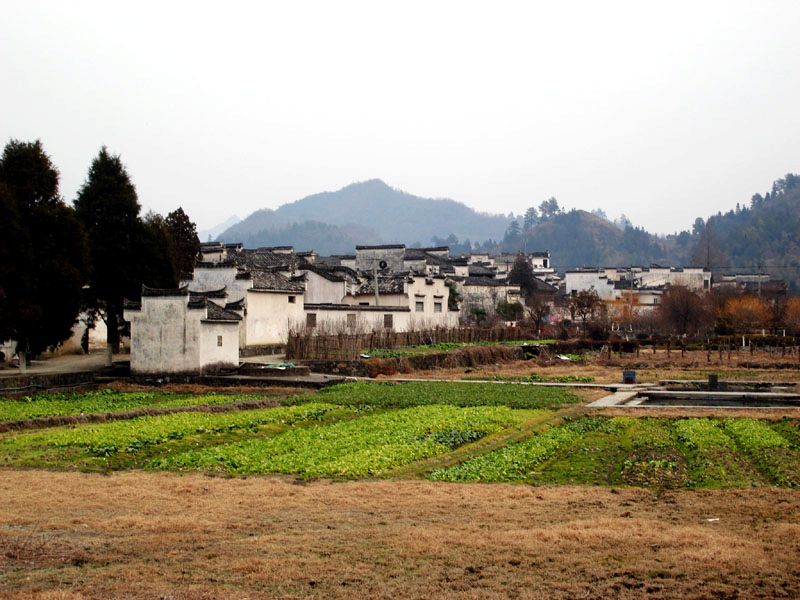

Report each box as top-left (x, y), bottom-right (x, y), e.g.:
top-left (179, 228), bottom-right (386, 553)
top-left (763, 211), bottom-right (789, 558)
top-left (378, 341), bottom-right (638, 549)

top-left (538, 197), bottom-right (561, 220)
top-left (0, 140), bottom-right (88, 368)
top-left (523, 206), bottom-right (539, 230)
top-left (74, 147), bottom-right (145, 362)
top-left (508, 253), bottom-right (536, 296)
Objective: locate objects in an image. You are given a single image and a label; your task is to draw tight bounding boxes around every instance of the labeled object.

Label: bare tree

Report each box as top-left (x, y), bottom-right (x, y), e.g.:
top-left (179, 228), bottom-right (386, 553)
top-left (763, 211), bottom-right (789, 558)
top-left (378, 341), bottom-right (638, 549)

top-left (657, 285), bottom-right (710, 335)
top-left (569, 289), bottom-right (601, 337)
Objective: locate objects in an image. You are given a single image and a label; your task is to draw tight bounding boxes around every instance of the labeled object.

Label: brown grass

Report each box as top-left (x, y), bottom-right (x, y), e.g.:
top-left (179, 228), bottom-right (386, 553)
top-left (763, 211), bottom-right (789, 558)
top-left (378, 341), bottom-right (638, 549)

top-left (386, 355), bottom-right (800, 385)
top-left (1, 470), bottom-right (798, 599)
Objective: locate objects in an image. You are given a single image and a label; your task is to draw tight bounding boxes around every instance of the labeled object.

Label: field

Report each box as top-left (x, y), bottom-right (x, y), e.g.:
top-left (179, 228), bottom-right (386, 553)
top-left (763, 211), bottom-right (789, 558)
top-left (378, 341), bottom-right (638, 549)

top-left (2, 378), bottom-right (799, 598)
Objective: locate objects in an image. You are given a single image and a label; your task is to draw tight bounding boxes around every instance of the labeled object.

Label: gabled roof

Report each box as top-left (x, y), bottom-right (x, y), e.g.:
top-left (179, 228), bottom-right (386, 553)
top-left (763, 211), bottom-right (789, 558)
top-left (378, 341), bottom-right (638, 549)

top-left (353, 274), bottom-right (408, 296)
top-left (204, 299), bottom-right (243, 322)
top-left (299, 264), bottom-right (346, 283)
top-left (225, 298), bottom-right (245, 311)
top-left (355, 244), bottom-right (405, 250)
top-left (189, 287), bottom-right (227, 299)
top-left (468, 264), bottom-right (496, 277)
top-left (463, 277), bottom-right (520, 288)
top-left (251, 270), bottom-right (305, 292)
top-left (141, 284), bottom-right (189, 297)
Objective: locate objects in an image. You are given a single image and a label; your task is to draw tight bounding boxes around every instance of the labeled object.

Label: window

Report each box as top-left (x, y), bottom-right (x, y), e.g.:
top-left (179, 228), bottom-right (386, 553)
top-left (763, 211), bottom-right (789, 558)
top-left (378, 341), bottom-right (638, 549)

top-left (306, 313), bottom-right (317, 328)
top-left (543, 259), bottom-right (549, 268)
top-left (434, 302), bottom-right (442, 313)
top-left (288, 295), bottom-right (296, 303)
top-left (217, 335), bottom-right (223, 347)
top-left (347, 313), bottom-right (356, 328)
top-left (703, 279), bottom-right (710, 289)
top-left (383, 314), bottom-right (393, 329)
top-left (415, 301), bottom-right (424, 312)
top-left (359, 302), bottom-right (370, 306)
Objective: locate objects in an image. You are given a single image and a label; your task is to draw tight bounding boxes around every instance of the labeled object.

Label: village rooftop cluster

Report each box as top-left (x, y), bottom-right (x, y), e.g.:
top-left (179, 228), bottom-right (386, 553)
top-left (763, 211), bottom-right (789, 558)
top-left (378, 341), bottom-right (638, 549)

top-left (121, 241), bottom-right (787, 375)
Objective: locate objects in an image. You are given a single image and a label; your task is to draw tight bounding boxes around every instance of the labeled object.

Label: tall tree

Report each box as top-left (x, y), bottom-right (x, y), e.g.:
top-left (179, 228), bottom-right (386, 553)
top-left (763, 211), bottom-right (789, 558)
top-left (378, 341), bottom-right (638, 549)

top-left (657, 285), bottom-right (710, 335)
top-left (0, 140), bottom-right (88, 369)
top-left (165, 207), bottom-right (200, 279)
top-left (690, 220), bottom-right (727, 271)
top-left (568, 288), bottom-right (601, 336)
top-left (508, 253), bottom-right (536, 297)
top-left (523, 206), bottom-right (539, 231)
top-left (538, 197), bottom-right (561, 221)
top-left (74, 147), bottom-right (144, 363)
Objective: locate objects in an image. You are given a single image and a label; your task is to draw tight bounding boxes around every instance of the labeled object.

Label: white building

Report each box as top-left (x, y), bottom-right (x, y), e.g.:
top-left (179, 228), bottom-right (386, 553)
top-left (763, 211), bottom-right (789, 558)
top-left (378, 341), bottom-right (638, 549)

top-left (123, 286), bottom-right (241, 375)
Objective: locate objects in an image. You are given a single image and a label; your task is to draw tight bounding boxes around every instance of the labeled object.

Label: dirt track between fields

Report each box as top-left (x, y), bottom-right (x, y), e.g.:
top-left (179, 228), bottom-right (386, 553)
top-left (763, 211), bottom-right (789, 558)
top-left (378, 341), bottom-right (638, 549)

top-left (1, 470), bottom-right (798, 599)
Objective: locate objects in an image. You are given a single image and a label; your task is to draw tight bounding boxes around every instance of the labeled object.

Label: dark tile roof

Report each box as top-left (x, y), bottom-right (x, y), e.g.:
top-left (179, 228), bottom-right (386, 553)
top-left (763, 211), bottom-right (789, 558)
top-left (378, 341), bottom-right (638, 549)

top-left (195, 260), bottom-right (236, 269)
top-left (141, 285), bottom-right (189, 297)
top-left (234, 250), bottom-right (293, 270)
top-left (355, 244), bottom-right (405, 250)
top-left (300, 265), bottom-right (346, 283)
top-left (251, 271), bottom-right (305, 292)
top-left (463, 277), bottom-right (520, 288)
top-left (354, 275), bottom-right (408, 296)
top-left (123, 299), bottom-right (141, 311)
top-left (204, 299), bottom-right (243, 322)
top-left (304, 303), bottom-right (410, 312)
top-left (468, 264), bottom-right (496, 277)
top-left (189, 287), bottom-right (227, 299)
top-left (225, 298), bottom-right (245, 311)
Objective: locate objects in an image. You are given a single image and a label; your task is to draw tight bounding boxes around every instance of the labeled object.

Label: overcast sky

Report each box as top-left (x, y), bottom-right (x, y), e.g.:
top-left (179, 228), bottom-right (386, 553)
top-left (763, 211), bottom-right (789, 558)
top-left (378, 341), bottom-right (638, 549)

top-left (3, 1), bottom-right (799, 234)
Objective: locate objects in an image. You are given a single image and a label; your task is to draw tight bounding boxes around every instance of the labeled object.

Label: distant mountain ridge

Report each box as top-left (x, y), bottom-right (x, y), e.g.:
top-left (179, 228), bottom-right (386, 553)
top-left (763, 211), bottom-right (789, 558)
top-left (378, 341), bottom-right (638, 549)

top-left (218, 179), bottom-right (509, 252)
top-left (219, 175), bottom-right (800, 290)
top-left (199, 214), bottom-right (240, 243)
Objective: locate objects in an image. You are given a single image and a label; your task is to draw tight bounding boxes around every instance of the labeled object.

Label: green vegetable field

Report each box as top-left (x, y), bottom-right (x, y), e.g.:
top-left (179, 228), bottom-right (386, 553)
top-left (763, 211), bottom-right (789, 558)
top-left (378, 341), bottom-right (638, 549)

top-left (0, 382), bottom-right (798, 488)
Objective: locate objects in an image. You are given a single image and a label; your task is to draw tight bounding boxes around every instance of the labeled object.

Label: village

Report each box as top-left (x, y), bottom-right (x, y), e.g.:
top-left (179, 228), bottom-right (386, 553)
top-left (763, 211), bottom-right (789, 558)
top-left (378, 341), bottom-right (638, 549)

top-left (114, 240), bottom-right (788, 376)
top-left (4, 3), bottom-right (800, 598)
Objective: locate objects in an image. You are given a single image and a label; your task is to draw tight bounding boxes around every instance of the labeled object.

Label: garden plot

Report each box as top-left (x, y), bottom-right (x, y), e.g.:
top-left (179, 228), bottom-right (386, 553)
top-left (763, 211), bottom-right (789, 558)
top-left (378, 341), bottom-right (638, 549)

top-left (0, 403), bottom-right (353, 469)
top-left (0, 388), bottom-right (271, 423)
top-left (155, 405), bottom-right (539, 477)
top-left (431, 416), bottom-right (800, 488)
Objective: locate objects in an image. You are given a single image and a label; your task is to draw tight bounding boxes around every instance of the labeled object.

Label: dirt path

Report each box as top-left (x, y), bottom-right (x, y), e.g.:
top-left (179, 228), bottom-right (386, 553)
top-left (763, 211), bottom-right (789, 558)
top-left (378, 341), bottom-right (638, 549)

top-left (1, 470), bottom-right (798, 599)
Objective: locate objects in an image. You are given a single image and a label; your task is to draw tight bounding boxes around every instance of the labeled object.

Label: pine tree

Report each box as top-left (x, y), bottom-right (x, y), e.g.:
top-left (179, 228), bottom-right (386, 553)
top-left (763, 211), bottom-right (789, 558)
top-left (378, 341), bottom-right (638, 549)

top-left (165, 207), bottom-right (200, 279)
top-left (0, 140), bottom-right (88, 369)
top-left (75, 147), bottom-right (145, 363)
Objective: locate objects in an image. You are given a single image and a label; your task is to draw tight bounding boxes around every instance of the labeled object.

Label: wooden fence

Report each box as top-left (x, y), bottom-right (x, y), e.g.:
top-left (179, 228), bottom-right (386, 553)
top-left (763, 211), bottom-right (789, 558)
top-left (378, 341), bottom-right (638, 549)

top-left (285, 327), bottom-right (538, 361)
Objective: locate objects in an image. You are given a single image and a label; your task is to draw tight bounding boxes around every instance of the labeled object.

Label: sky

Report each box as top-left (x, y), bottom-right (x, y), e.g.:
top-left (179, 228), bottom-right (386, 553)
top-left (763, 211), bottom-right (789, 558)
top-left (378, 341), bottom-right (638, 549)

top-left (2, 0), bottom-right (800, 235)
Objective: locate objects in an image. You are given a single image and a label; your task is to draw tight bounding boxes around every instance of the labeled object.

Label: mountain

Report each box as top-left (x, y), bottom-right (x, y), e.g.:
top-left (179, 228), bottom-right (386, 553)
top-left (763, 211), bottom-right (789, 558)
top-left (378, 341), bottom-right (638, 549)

top-left (218, 174), bottom-right (800, 290)
top-left (497, 173), bottom-right (800, 289)
top-left (198, 215), bottom-right (240, 243)
top-left (692, 173), bottom-right (800, 286)
top-left (218, 179), bottom-right (510, 251)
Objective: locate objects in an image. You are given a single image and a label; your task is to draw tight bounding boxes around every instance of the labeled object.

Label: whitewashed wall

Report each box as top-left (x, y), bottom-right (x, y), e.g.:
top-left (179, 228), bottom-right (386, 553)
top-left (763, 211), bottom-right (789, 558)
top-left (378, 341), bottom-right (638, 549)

top-left (245, 290), bottom-right (305, 345)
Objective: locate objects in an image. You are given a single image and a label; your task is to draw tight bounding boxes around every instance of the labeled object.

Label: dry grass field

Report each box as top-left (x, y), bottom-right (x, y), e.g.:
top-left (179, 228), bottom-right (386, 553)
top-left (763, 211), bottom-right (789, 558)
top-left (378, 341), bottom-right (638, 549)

top-left (383, 350), bottom-right (800, 385)
top-left (2, 364), bottom-right (799, 599)
top-left (1, 470), bottom-right (799, 600)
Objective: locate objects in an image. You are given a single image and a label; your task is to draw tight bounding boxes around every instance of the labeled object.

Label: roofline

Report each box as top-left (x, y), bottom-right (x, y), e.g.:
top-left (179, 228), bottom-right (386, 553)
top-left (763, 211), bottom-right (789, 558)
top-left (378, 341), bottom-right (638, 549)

top-left (304, 303), bottom-right (411, 312)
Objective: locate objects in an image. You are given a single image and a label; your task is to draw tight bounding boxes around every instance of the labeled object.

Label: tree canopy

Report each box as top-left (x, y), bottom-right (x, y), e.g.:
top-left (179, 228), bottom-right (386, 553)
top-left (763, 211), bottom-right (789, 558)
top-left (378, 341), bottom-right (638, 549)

top-left (0, 140), bottom-right (88, 362)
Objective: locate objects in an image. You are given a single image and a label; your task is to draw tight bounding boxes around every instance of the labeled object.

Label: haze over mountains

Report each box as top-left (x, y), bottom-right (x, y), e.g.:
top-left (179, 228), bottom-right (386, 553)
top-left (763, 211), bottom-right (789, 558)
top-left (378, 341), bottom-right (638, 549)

top-left (218, 180), bottom-right (509, 253)
top-left (217, 175), bottom-right (800, 289)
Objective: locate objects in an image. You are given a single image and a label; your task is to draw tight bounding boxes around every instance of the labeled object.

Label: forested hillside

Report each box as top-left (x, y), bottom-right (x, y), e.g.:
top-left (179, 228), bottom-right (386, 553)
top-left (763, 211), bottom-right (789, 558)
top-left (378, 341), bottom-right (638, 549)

top-left (221, 174), bottom-right (800, 289)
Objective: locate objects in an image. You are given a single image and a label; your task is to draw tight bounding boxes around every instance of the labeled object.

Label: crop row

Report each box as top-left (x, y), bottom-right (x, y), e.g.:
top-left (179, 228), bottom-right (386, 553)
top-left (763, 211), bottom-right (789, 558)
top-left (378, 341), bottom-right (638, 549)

top-left (0, 403), bottom-right (349, 458)
top-left (431, 417), bottom-right (799, 486)
top-left (430, 417), bottom-right (612, 482)
top-left (0, 388), bottom-right (268, 423)
top-left (296, 381), bottom-right (581, 410)
top-left (154, 405), bottom-right (536, 477)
